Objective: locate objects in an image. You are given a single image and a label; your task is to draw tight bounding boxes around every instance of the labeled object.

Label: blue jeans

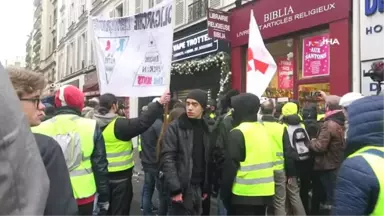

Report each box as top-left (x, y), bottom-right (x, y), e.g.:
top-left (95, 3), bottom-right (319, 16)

top-left (142, 170), bottom-right (158, 215)
top-left (217, 191), bottom-right (227, 215)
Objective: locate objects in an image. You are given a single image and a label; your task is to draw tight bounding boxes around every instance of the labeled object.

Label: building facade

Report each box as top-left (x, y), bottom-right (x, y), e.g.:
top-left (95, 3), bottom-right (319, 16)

top-left (32, 0), bottom-right (43, 71)
top-left (229, 0), bottom-right (351, 110)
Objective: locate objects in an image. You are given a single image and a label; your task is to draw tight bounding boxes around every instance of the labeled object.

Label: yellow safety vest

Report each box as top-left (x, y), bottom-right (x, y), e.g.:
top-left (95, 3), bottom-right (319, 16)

top-left (209, 113), bottom-right (216, 119)
top-left (32, 114), bottom-right (97, 199)
top-left (231, 122), bottom-right (275, 196)
top-left (103, 118), bottom-right (134, 172)
top-left (263, 121), bottom-right (285, 170)
top-left (348, 146), bottom-right (384, 216)
top-left (138, 136), bottom-right (142, 152)
top-left (224, 110), bottom-right (232, 119)
top-left (317, 114), bottom-right (325, 121)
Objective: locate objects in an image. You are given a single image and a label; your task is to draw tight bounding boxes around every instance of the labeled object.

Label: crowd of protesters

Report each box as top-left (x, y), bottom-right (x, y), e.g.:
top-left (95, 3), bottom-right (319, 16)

top-left (0, 65), bottom-right (383, 216)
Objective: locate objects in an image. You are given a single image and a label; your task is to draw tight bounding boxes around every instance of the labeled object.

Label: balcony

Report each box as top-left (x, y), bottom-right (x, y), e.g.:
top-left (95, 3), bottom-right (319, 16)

top-left (34, 0), bottom-right (41, 7)
top-left (34, 4), bottom-right (42, 19)
top-left (33, 53), bottom-right (41, 64)
top-left (92, 0), bottom-right (102, 7)
top-left (68, 21), bottom-right (76, 32)
top-left (33, 43), bottom-right (41, 52)
top-left (34, 17), bottom-right (41, 29)
top-left (188, 0), bottom-right (208, 23)
top-left (79, 5), bottom-right (88, 22)
top-left (33, 30), bottom-right (42, 40)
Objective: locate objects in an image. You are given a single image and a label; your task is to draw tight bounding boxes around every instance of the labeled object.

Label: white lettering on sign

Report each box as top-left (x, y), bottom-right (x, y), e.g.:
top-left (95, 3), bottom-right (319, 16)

top-left (209, 12), bottom-right (229, 22)
top-left (236, 3), bottom-right (337, 38)
top-left (173, 42), bottom-right (185, 51)
top-left (322, 38), bottom-right (340, 46)
top-left (186, 34), bottom-right (211, 47)
top-left (213, 31), bottom-right (227, 39)
top-left (207, 21), bottom-right (230, 31)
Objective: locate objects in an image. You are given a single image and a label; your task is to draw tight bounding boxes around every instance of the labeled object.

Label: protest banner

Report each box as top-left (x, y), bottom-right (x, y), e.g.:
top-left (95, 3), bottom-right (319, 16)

top-left (90, 0), bottom-right (173, 97)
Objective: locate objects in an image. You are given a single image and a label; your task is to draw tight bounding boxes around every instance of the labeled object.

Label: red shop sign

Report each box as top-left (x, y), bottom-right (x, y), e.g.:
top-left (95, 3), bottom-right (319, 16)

top-left (230, 0), bottom-right (350, 47)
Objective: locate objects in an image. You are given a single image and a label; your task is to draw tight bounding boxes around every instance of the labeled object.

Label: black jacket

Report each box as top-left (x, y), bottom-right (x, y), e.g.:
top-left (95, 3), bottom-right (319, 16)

top-left (140, 118), bottom-right (163, 171)
top-left (160, 113), bottom-right (211, 196)
top-left (220, 94), bottom-right (273, 209)
top-left (93, 101), bottom-right (164, 179)
top-left (54, 107), bottom-right (110, 203)
top-left (34, 133), bottom-right (78, 215)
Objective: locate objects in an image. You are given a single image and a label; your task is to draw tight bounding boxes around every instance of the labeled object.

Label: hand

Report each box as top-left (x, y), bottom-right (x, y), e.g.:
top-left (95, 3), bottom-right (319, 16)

top-left (319, 90), bottom-right (327, 100)
top-left (159, 90), bottom-right (171, 105)
top-left (171, 193), bottom-right (183, 202)
top-left (287, 177), bottom-right (294, 185)
top-left (202, 193), bottom-right (208, 200)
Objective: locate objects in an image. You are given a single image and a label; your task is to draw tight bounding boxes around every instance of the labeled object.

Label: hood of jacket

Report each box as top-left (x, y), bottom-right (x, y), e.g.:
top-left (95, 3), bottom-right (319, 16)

top-left (325, 110), bottom-right (345, 126)
top-left (345, 95), bottom-right (384, 156)
top-left (231, 93), bottom-right (259, 125)
top-left (93, 112), bottom-right (118, 128)
top-left (302, 104), bottom-right (318, 120)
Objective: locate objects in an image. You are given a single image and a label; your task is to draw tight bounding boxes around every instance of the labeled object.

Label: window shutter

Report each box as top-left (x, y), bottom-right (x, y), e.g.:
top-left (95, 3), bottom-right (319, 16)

top-left (175, 0), bottom-right (185, 26)
top-left (109, 10), bottom-right (115, 18)
top-left (123, 0), bottom-right (129, 16)
top-left (209, 0), bottom-right (221, 8)
top-left (135, 0), bottom-right (141, 14)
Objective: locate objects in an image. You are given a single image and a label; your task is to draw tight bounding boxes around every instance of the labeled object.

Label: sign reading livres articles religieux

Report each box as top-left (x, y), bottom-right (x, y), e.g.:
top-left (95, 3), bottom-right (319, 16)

top-left (90, 0), bottom-right (173, 97)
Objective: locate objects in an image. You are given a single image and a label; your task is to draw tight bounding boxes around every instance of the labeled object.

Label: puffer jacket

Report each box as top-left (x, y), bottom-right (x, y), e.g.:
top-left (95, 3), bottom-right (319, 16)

top-left (332, 95), bottom-right (384, 215)
top-left (309, 110), bottom-right (345, 170)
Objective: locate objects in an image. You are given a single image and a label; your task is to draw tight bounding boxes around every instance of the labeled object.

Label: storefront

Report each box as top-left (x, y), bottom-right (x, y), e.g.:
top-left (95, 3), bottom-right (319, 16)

top-left (359, 0), bottom-right (384, 95)
top-left (230, 0), bottom-right (351, 109)
top-left (83, 68), bottom-right (99, 97)
top-left (171, 21), bottom-right (231, 102)
top-left (138, 21), bottom-right (231, 111)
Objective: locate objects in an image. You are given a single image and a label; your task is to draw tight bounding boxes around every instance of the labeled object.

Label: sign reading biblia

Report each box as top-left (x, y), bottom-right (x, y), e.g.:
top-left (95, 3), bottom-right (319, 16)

top-left (207, 8), bottom-right (231, 41)
top-left (90, 0), bottom-right (173, 97)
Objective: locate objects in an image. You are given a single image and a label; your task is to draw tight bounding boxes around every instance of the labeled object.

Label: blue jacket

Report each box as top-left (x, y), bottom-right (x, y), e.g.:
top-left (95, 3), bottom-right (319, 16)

top-left (332, 95), bottom-right (384, 215)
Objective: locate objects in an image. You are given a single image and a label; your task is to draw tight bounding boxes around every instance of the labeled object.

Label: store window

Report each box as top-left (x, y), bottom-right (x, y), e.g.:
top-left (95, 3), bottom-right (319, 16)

top-left (298, 83), bottom-right (329, 113)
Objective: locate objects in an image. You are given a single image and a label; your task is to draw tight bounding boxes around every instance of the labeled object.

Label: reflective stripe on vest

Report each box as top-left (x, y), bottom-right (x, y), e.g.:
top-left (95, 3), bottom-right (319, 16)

top-left (263, 121), bottom-right (285, 170)
top-left (103, 118), bottom-right (134, 172)
top-left (349, 146), bottom-right (384, 216)
top-left (231, 122), bottom-right (275, 196)
top-left (32, 114), bottom-right (97, 199)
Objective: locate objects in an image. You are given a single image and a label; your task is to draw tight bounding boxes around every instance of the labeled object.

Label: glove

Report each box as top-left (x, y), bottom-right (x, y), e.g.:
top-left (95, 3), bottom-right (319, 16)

top-left (96, 201), bottom-right (109, 216)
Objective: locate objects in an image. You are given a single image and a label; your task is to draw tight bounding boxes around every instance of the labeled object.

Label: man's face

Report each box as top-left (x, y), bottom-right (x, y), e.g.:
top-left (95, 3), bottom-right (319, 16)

top-left (186, 98), bottom-right (203, 119)
top-left (20, 91), bottom-right (45, 126)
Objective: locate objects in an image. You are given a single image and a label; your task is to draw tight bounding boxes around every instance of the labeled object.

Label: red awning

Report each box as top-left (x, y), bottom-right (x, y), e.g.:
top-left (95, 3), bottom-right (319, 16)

top-left (83, 82), bottom-right (99, 96)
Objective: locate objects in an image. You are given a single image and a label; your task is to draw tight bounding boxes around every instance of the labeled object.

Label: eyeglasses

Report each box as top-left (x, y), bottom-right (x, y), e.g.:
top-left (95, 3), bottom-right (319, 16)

top-left (20, 97), bottom-right (41, 109)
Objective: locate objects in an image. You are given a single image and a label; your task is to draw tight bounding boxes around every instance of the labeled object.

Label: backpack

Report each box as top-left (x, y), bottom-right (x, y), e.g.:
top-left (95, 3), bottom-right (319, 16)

top-left (50, 117), bottom-right (84, 172)
top-left (287, 125), bottom-right (311, 161)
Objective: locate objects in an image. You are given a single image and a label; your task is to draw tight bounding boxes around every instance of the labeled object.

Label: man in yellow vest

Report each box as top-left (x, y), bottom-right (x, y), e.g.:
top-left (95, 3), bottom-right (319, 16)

top-left (332, 95), bottom-right (384, 215)
top-left (220, 93), bottom-right (275, 215)
top-left (93, 92), bottom-right (170, 215)
top-left (260, 99), bottom-right (290, 216)
top-left (32, 85), bottom-right (110, 215)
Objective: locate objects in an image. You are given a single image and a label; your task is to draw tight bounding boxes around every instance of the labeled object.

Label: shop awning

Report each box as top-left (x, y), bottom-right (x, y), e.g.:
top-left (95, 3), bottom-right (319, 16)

top-left (83, 82), bottom-right (99, 96)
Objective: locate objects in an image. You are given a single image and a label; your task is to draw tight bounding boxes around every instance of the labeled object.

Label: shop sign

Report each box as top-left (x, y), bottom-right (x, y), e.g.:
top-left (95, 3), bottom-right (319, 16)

top-left (207, 8), bottom-right (231, 41)
top-left (302, 33), bottom-right (330, 78)
top-left (84, 71), bottom-right (98, 85)
top-left (230, 0), bottom-right (350, 47)
top-left (172, 30), bottom-right (219, 63)
top-left (277, 57), bottom-right (293, 89)
top-left (361, 59), bottom-right (384, 96)
top-left (360, 0), bottom-right (384, 61)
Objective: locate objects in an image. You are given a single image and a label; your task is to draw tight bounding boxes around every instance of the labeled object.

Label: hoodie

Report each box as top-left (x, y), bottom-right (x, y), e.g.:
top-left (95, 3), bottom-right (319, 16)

top-left (220, 93), bottom-right (273, 209)
top-left (93, 101), bottom-right (164, 179)
top-left (332, 95), bottom-right (383, 215)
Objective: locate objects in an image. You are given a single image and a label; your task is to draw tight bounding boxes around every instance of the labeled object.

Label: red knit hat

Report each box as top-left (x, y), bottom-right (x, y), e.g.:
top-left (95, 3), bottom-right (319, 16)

top-left (55, 85), bottom-right (85, 110)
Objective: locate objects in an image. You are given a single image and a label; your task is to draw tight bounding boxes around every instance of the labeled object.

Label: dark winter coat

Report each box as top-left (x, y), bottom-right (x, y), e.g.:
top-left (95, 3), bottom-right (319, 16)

top-left (34, 133), bottom-right (78, 215)
top-left (332, 95), bottom-right (384, 215)
top-left (160, 113), bottom-right (212, 196)
top-left (140, 118), bottom-right (163, 171)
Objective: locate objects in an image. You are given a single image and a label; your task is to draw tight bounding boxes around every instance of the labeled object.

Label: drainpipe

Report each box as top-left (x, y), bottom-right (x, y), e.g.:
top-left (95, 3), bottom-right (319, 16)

top-left (352, 0), bottom-right (361, 93)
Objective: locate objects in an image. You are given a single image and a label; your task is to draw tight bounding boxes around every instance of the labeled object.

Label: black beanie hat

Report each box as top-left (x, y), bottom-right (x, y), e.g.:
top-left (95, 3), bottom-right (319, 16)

top-left (186, 89), bottom-right (208, 108)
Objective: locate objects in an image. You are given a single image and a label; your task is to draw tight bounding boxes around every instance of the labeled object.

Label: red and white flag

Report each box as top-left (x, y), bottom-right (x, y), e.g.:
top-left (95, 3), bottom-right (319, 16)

top-left (246, 10), bottom-right (277, 98)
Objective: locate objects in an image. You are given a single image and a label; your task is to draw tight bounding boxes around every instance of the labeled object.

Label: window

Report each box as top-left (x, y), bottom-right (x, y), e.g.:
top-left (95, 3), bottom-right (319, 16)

top-left (70, 2), bottom-right (75, 24)
top-left (149, 0), bottom-right (154, 8)
top-left (77, 36), bottom-right (82, 69)
top-left (90, 41), bottom-right (95, 65)
top-left (79, 0), bottom-right (86, 16)
top-left (83, 33), bottom-right (88, 66)
top-left (175, 0), bottom-right (185, 26)
top-left (135, 0), bottom-right (142, 13)
top-left (116, 4), bottom-right (123, 17)
top-left (52, 37), bottom-right (57, 50)
top-left (66, 46), bottom-right (71, 76)
top-left (53, 9), bottom-right (57, 23)
top-left (77, 33), bottom-right (87, 69)
top-left (71, 42), bottom-right (75, 73)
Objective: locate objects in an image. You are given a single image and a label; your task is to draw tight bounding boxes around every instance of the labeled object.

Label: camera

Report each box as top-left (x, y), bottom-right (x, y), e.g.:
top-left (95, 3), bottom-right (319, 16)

top-left (363, 61), bottom-right (384, 95)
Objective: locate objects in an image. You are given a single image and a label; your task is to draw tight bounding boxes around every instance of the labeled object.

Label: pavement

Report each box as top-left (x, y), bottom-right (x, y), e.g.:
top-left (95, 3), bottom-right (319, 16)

top-left (130, 150), bottom-right (218, 215)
